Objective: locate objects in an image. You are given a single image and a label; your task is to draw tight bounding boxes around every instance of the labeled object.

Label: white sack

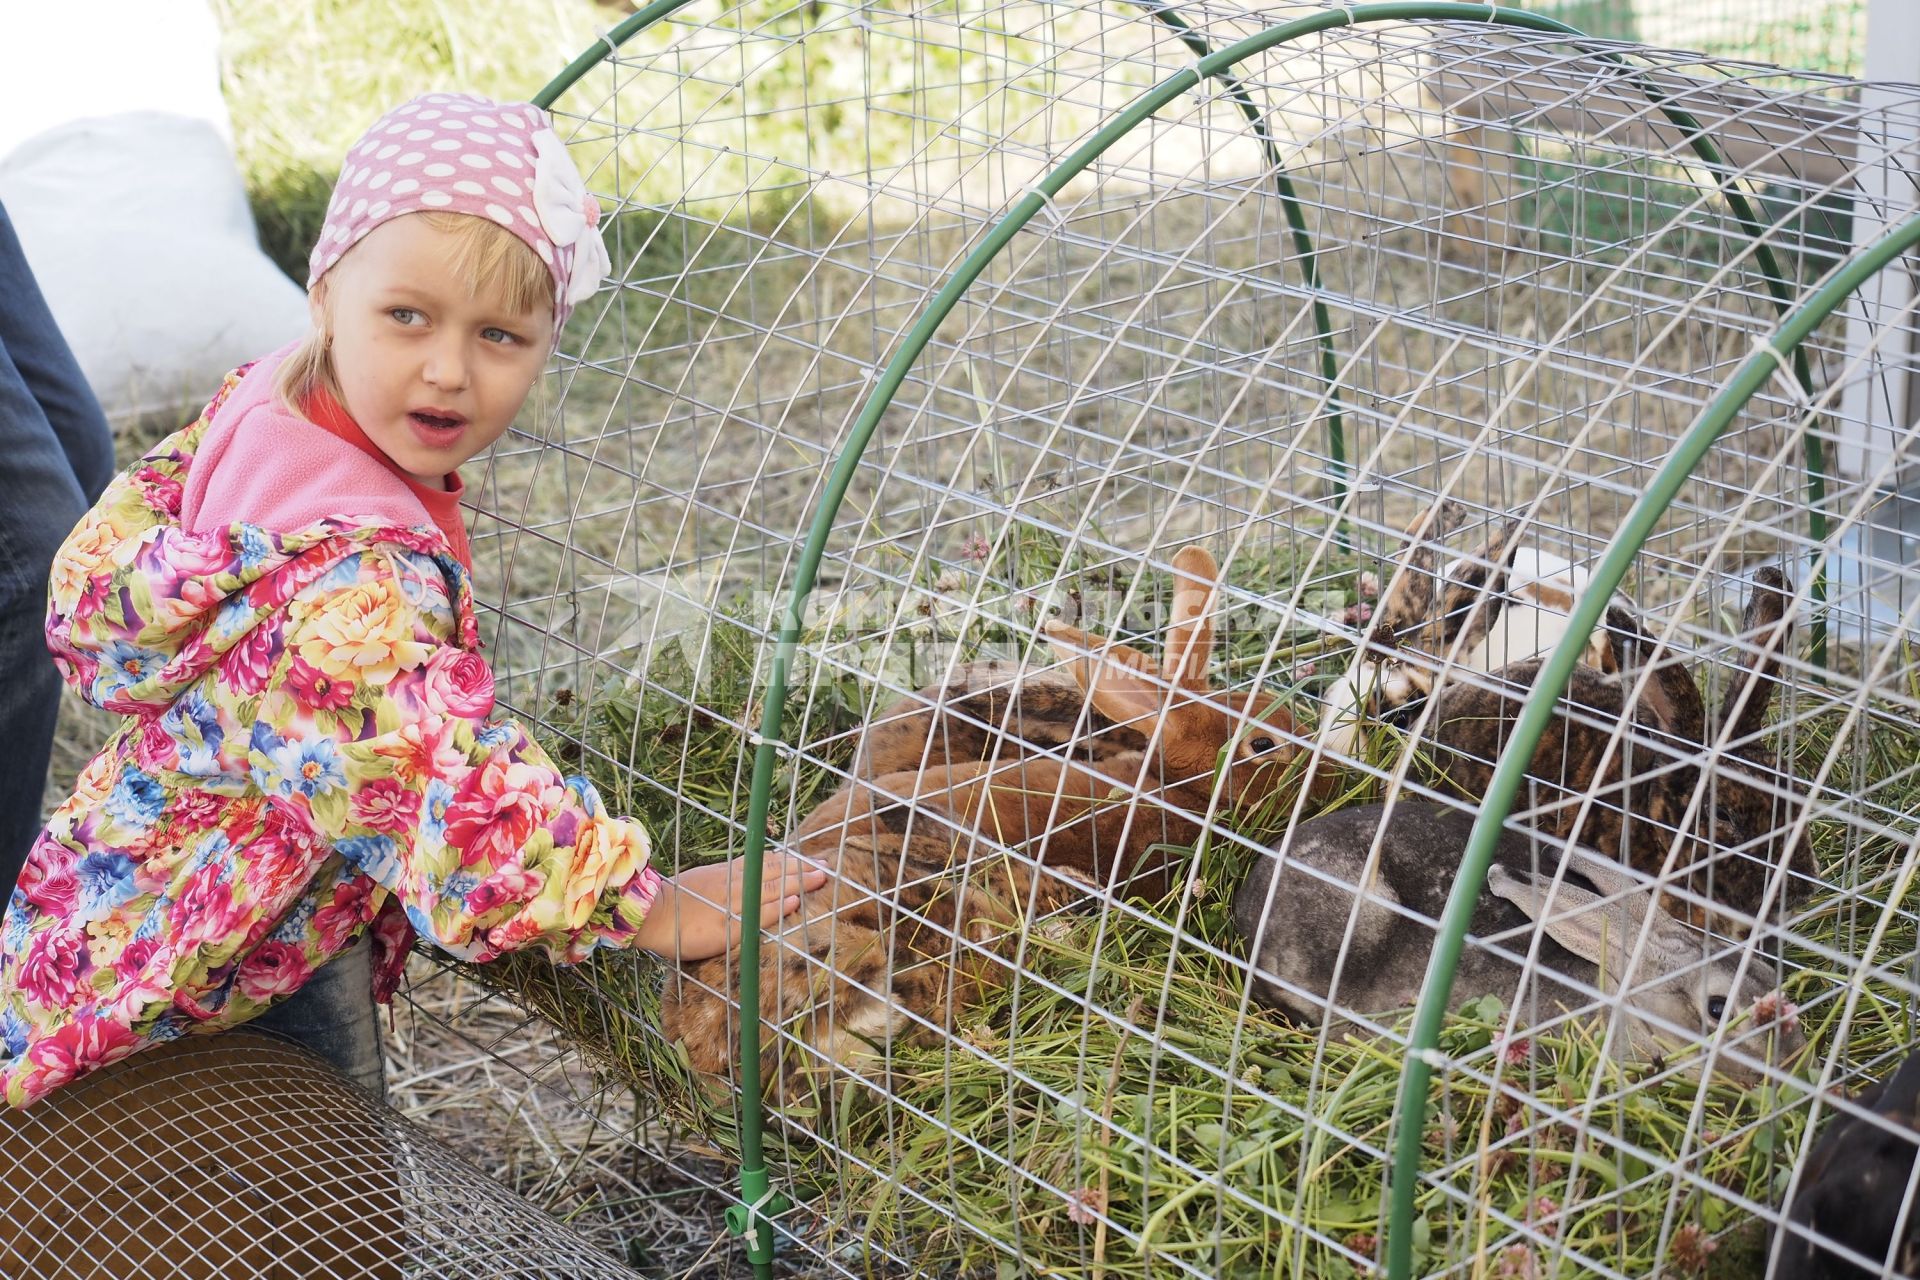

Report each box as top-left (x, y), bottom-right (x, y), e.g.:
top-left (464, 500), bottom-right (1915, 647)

top-left (0, 112), bottom-right (309, 425)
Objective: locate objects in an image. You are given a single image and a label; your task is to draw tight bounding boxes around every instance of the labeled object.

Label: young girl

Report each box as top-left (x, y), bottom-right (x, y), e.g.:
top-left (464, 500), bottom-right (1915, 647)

top-left (0, 92), bottom-right (824, 1108)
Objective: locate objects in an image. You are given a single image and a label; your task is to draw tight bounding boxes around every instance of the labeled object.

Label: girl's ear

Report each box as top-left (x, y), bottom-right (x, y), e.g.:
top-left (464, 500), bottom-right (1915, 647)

top-left (307, 281), bottom-right (330, 342)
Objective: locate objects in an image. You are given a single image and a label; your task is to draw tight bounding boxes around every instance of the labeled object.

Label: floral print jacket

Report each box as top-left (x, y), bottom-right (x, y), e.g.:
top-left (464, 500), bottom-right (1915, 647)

top-left (1, 364), bottom-right (664, 1108)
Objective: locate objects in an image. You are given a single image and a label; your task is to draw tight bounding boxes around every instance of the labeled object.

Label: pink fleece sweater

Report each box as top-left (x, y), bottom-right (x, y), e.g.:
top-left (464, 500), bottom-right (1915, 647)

top-left (179, 342), bottom-right (474, 570)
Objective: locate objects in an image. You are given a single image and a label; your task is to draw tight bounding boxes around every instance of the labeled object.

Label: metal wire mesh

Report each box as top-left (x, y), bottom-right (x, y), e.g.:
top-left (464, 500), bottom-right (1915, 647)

top-left (1533, 0), bottom-right (1865, 76)
top-left (426, 2), bottom-right (1920, 1275)
top-left (0, 1032), bottom-right (644, 1279)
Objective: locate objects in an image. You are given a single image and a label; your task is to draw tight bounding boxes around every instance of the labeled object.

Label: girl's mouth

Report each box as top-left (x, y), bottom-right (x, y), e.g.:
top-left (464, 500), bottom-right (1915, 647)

top-left (408, 410), bottom-right (470, 450)
top-left (409, 409), bottom-right (467, 432)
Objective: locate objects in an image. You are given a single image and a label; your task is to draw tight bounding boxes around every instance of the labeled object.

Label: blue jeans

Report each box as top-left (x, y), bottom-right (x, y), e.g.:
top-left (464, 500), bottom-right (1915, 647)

top-left (0, 200), bottom-right (114, 898)
top-left (247, 931), bottom-right (388, 1099)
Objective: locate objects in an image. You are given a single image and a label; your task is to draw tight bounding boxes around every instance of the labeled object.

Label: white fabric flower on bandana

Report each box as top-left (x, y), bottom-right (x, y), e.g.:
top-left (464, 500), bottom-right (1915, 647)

top-left (531, 127), bottom-right (612, 309)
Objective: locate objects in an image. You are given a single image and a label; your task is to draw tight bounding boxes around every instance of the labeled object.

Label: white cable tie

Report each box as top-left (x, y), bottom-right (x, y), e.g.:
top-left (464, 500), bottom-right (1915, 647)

top-left (1415, 1047), bottom-right (1451, 1070)
top-left (740, 1184), bottom-right (782, 1232)
top-left (747, 731), bottom-right (770, 748)
top-left (1750, 333), bottom-right (1812, 409)
top-left (597, 27), bottom-right (622, 59)
top-left (1020, 182), bottom-right (1064, 226)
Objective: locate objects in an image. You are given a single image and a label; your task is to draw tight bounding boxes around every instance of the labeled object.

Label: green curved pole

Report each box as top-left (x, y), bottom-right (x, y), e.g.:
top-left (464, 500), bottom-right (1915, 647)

top-left (530, 4), bottom-right (1844, 1273)
top-left (532, 0), bottom-right (703, 109)
top-left (1136, 1), bottom-right (1351, 529)
top-left (1387, 209), bottom-right (1920, 1280)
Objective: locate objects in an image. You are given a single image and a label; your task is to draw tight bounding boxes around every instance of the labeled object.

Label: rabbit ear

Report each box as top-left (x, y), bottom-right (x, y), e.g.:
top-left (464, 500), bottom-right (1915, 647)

top-left (1562, 849), bottom-right (1653, 900)
top-left (1600, 606), bottom-right (1707, 741)
top-left (1044, 620), bottom-right (1165, 727)
top-left (1716, 568), bottom-right (1794, 742)
top-left (1162, 546), bottom-right (1218, 691)
top-left (1594, 601), bottom-right (1649, 675)
top-left (1639, 647), bottom-right (1709, 744)
top-left (1487, 861), bottom-right (1681, 979)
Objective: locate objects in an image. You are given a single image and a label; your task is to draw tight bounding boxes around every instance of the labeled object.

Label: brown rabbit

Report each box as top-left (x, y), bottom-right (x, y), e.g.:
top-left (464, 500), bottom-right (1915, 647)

top-left (851, 657), bottom-right (1148, 779)
top-left (660, 548), bottom-right (1310, 1104)
top-left (1417, 565), bottom-right (1813, 930)
top-left (853, 542), bottom-right (1296, 781)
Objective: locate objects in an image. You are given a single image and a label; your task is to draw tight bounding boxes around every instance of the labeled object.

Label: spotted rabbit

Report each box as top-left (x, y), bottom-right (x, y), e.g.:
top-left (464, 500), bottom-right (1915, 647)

top-left (1418, 566), bottom-right (1814, 930)
top-left (1315, 498), bottom-right (1638, 764)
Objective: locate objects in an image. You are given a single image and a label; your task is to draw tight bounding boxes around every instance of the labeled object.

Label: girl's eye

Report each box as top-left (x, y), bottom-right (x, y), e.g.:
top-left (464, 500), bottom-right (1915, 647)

top-left (389, 307), bottom-right (424, 326)
top-left (482, 327), bottom-right (519, 345)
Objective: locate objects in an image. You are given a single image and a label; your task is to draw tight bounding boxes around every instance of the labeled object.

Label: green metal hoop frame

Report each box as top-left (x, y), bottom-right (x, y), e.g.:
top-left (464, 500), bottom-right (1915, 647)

top-left (533, 4), bottom-right (1854, 1274)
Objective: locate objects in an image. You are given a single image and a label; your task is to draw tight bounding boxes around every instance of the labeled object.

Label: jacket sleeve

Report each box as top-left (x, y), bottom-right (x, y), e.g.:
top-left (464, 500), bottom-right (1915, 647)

top-left (221, 542), bottom-right (665, 965)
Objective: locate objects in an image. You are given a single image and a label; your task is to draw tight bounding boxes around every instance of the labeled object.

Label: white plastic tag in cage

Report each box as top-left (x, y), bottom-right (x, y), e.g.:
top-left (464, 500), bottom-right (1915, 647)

top-left (585, 568), bottom-right (729, 688)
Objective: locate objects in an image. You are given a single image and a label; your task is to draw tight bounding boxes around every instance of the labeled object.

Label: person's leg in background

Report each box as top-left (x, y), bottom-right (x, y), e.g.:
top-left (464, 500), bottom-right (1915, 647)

top-left (0, 199), bottom-right (115, 898)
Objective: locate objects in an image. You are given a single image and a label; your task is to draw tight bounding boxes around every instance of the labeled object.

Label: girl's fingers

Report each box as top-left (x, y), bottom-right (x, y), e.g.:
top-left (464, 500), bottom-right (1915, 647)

top-left (760, 856), bottom-right (826, 899)
top-left (759, 894), bottom-right (803, 926)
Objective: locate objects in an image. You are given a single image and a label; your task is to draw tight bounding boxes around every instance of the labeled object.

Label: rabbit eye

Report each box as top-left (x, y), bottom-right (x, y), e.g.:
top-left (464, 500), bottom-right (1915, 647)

top-left (1707, 996), bottom-right (1728, 1022)
top-left (1249, 736), bottom-right (1277, 754)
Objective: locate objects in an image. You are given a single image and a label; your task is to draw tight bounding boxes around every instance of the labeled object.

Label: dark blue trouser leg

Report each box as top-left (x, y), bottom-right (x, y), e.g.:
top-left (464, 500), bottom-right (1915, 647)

top-left (0, 200), bottom-right (114, 897)
top-left (247, 931), bottom-right (387, 1099)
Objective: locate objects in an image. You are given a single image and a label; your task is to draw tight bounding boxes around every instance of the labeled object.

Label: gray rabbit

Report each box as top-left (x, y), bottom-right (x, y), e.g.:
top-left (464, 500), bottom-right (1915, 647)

top-left (1232, 801), bottom-right (1804, 1081)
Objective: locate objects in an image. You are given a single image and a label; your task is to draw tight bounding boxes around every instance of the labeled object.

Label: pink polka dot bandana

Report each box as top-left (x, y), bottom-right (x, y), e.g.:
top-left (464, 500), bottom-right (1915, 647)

top-left (308, 92), bottom-right (612, 335)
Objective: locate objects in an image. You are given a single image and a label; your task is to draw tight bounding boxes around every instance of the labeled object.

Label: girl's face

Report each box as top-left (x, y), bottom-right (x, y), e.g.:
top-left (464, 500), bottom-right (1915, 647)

top-left (313, 214), bottom-right (552, 488)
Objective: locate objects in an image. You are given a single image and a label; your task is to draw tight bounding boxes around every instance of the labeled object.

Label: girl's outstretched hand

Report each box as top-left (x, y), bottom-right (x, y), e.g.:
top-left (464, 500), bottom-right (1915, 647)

top-left (633, 853), bottom-right (829, 963)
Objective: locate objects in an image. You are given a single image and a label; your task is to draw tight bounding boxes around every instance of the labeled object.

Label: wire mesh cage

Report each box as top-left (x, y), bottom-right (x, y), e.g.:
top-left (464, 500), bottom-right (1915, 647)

top-left (0, 1033), bottom-right (646, 1278)
top-left (432, 1), bottom-right (1920, 1275)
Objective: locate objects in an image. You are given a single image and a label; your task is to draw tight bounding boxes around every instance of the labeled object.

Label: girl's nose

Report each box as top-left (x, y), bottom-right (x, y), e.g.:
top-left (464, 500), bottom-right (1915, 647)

top-left (423, 339), bottom-right (470, 392)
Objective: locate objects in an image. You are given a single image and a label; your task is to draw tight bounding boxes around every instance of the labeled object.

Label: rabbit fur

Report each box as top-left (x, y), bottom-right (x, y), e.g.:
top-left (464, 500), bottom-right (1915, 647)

top-left (852, 659), bottom-right (1148, 780)
top-left (1775, 1050), bottom-right (1920, 1279)
top-left (853, 544), bottom-right (1310, 786)
top-left (1416, 563), bottom-right (1814, 930)
top-left (1231, 801), bottom-right (1805, 1082)
top-left (1316, 500), bottom-right (1637, 762)
top-left (662, 547), bottom-right (1308, 1103)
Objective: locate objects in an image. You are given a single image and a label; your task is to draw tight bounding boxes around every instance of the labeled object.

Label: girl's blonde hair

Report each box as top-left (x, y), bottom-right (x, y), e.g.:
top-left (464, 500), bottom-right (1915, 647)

top-left (275, 211), bottom-right (555, 412)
